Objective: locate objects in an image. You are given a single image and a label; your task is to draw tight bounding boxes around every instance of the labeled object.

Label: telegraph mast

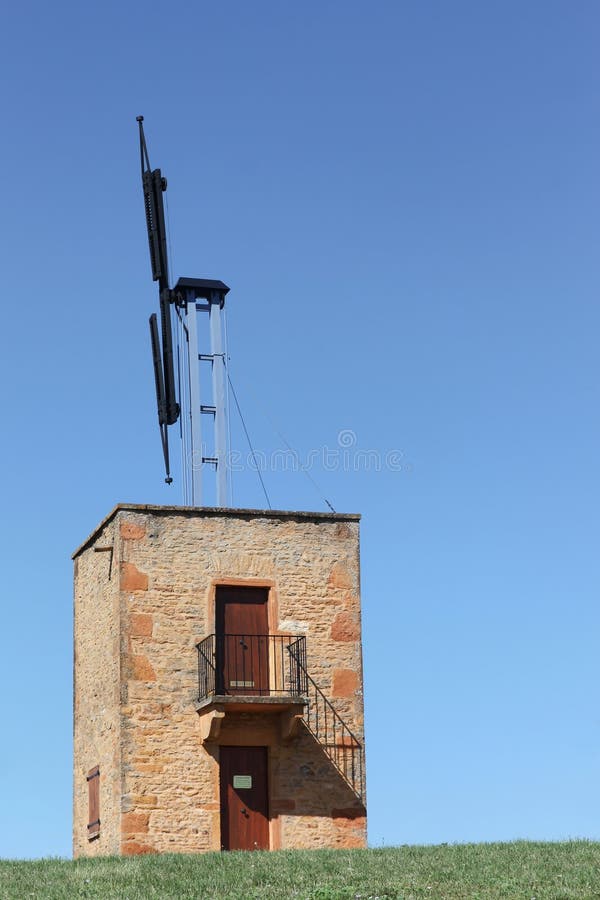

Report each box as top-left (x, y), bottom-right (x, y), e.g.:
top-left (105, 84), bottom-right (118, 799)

top-left (137, 116), bottom-right (229, 506)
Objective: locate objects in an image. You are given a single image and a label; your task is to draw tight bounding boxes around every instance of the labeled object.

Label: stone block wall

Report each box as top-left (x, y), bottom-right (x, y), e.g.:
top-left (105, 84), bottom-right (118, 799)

top-left (73, 504), bottom-right (366, 856)
top-left (73, 517), bottom-right (121, 857)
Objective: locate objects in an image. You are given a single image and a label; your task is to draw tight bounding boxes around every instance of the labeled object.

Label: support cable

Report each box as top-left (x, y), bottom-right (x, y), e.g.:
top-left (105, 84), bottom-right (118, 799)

top-left (271, 425), bottom-right (336, 514)
top-left (227, 373), bottom-right (271, 510)
top-left (231, 377), bottom-right (335, 513)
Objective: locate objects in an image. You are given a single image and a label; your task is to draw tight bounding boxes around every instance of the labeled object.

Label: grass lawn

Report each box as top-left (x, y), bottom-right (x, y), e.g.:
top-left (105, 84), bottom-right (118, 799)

top-left (1, 842), bottom-right (599, 899)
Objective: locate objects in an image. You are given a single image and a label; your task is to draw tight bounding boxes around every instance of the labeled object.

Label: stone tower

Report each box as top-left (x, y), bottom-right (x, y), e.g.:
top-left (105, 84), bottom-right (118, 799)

top-left (73, 503), bottom-right (366, 855)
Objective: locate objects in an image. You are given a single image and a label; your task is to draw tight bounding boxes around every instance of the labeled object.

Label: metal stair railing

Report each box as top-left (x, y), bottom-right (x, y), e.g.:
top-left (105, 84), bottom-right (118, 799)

top-left (287, 643), bottom-right (365, 804)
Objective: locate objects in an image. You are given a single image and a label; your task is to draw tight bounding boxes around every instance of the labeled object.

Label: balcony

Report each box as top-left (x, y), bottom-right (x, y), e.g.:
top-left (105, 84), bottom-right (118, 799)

top-left (195, 632), bottom-right (365, 801)
top-left (195, 634), bottom-right (308, 740)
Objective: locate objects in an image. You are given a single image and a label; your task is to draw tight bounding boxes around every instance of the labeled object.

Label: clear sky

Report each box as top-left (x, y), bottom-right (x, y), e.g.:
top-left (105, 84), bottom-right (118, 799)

top-left (0, 0), bottom-right (598, 858)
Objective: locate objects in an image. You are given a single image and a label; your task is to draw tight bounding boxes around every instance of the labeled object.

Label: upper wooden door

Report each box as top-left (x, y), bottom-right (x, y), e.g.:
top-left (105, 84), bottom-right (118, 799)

top-left (220, 746), bottom-right (269, 851)
top-left (215, 586), bottom-right (269, 695)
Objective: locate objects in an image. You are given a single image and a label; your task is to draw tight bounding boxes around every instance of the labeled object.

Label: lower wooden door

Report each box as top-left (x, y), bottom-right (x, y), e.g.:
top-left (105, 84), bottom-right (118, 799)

top-left (219, 746), bottom-right (269, 851)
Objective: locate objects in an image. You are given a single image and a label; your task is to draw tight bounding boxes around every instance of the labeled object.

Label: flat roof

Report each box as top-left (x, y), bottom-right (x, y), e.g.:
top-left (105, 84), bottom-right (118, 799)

top-left (72, 503), bottom-right (361, 559)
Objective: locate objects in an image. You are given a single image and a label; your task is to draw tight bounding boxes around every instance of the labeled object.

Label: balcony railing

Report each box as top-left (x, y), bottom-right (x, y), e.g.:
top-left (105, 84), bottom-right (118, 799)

top-left (196, 634), bottom-right (307, 701)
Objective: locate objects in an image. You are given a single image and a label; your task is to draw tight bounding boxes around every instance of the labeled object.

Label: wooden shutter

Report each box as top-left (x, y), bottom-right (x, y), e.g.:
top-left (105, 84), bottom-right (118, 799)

top-left (87, 766), bottom-right (100, 840)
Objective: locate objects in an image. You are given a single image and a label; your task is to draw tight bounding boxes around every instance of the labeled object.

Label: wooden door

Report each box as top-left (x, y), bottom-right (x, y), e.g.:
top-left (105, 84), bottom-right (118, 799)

top-left (216, 586), bottom-right (269, 695)
top-left (220, 746), bottom-right (269, 851)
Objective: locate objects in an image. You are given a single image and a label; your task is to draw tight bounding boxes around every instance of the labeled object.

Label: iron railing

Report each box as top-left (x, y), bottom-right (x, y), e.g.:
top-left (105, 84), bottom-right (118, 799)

top-left (197, 634), bottom-right (307, 700)
top-left (288, 644), bottom-right (365, 803)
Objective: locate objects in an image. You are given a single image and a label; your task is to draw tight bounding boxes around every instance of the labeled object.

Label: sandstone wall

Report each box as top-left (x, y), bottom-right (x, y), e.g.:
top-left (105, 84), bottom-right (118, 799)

top-left (73, 519), bottom-right (121, 857)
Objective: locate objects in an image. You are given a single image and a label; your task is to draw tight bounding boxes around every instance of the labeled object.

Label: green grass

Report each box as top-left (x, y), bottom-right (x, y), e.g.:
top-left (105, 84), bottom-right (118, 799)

top-left (1, 843), bottom-right (599, 899)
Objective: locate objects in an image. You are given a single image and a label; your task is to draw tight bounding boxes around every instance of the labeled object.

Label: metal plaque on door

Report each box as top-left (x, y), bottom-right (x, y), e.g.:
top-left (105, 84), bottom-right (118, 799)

top-left (233, 775), bottom-right (252, 789)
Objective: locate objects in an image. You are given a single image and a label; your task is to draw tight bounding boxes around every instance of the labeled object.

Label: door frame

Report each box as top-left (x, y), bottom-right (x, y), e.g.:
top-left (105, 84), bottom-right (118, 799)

top-left (219, 745), bottom-right (270, 851)
top-left (206, 578), bottom-right (278, 636)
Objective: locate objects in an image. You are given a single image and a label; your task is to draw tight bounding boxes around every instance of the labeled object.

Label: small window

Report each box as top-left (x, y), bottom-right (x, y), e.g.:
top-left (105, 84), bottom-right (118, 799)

top-left (87, 765), bottom-right (100, 840)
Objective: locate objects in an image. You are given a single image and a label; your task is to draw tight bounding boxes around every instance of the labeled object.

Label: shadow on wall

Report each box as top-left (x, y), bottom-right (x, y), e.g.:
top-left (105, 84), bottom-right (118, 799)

top-left (278, 723), bottom-right (365, 817)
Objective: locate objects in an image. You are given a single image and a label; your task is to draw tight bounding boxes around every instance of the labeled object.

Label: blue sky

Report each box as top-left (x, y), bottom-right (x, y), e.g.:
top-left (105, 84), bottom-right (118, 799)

top-left (0, 0), bottom-right (599, 858)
